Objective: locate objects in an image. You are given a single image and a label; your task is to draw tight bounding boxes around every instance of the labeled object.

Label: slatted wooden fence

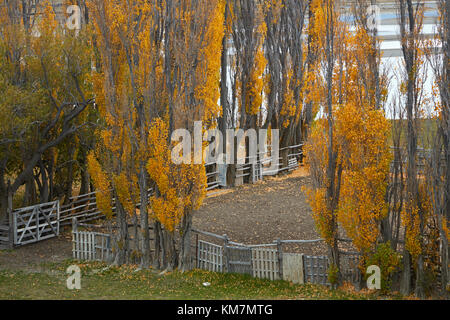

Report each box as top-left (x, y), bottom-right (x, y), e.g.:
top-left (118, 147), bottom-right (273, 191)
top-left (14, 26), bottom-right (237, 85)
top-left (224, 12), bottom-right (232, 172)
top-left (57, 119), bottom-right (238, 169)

top-left (71, 218), bottom-right (112, 261)
top-left (194, 233), bottom-right (331, 285)
top-left (60, 191), bottom-right (101, 227)
top-left (303, 255), bottom-right (329, 285)
top-left (197, 240), bottom-right (223, 272)
top-left (72, 230), bottom-right (112, 262)
top-left (227, 245), bottom-right (253, 275)
top-left (0, 224), bottom-right (10, 249)
top-left (205, 163), bottom-right (221, 191)
top-left (340, 252), bottom-right (362, 286)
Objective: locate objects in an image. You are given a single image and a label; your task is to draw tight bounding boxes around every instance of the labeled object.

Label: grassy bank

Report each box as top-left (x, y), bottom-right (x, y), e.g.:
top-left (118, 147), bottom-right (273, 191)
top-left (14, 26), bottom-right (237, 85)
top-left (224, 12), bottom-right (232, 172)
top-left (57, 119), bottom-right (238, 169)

top-left (0, 260), bottom-right (401, 300)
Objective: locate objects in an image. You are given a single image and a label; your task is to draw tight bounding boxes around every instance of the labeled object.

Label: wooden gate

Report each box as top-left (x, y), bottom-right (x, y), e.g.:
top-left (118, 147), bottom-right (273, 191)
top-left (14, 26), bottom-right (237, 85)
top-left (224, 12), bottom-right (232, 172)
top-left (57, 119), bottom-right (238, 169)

top-left (197, 240), bottom-right (224, 272)
top-left (252, 248), bottom-right (279, 280)
top-left (340, 253), bottom-right (362, 286)
top-left (226, 245), bottom-right (252, 275)
top-left (303, 255), bottom-right (329, 285)
top-left (13, 201), bottom-right (60, 246)
top-left (72, 230), bottom-right (112, 262)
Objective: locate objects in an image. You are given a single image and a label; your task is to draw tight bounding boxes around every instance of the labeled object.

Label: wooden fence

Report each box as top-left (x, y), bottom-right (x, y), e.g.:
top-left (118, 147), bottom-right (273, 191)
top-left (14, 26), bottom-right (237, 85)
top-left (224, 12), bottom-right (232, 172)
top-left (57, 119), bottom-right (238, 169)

top-left (192, 229), bottom-right (329, 285)
top-left (197, 240), bottom-right (224, 272)
top-left (339, 252), bottom-right (362, 287)
top-left (59, 191), bottom-right (101, 227)
top-left (303, 255), bottom-right (329, 285)
top-left (0, 225), bottom-right (10, 249)
top-left (227, 245), bottom-right (253, 275)
top-left (252, 248), bottom-right (280, 280)
top-left (12, 201), bottom-right (60, 246)
top-left (71, 218), bottom-right (112, 262)
top-left (72, 231), bottom-right (112, 262)
top-left (0, 142), bottom-right (303, 249)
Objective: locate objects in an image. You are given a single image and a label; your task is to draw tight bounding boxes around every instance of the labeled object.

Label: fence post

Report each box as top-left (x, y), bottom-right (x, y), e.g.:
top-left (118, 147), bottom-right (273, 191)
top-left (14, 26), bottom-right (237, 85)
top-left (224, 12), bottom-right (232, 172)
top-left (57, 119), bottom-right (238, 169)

top-left (7, 181), bottom-right (14, 249)
top-left (72, 217), bottom-right (78, 232)
top-left (195, 233), bottom-right (199, 268)
top-left (56, 200), bottom-right (60, 236)
top-left (72, 217), bottom-right (78, 259)
top-left (223, 234), bottom-right (230, 273)
top-left (276, 238), bottom-right (283, 280)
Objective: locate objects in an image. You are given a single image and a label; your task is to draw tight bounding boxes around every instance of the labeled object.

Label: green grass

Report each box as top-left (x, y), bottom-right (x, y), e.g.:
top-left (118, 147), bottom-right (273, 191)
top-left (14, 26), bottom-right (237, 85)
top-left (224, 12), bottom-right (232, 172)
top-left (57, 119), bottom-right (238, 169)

top-left (0, 260), bottom-right (393, 300)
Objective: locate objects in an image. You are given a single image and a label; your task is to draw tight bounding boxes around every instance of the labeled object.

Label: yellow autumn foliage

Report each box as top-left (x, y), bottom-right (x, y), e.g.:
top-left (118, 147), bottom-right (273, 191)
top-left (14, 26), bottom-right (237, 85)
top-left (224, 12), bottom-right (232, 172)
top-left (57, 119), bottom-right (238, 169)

top-left (147, 117), bottom-right (207, 232)
top-left (87, 152), bottom-right (113, 219)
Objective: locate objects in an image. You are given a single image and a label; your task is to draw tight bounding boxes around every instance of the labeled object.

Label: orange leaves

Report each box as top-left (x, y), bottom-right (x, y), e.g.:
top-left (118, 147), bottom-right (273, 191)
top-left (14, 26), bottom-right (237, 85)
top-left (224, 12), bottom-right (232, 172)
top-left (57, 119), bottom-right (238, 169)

top-left (305, 187), bottom-right (335, 246)
top-left (402, 199), bottom-right (422, 259)
top-left (334, 99), bottom-right (391, 255)
top-left (146, 117), bottom-right (207, 232)
top-left (87, 152), bottom-right (113, 219)
top-left (304, 1), bottom-right (391, 255)
top-left (147, 117), bottom-right (171, 195)
top-left (337, 168), bottom-right (388, 253)
top-left (114, 172), bottom-right (137, 217)
top-left (280, 70), bottom-right (297, 128)
top-left (246, 43), bottom-right (267, 116)
top-left (195, 0), bottom-right (225, 123)
top-left (443, 217), bottom-right (450, 243)
top-left (304, 121), bottom-right (329, 183)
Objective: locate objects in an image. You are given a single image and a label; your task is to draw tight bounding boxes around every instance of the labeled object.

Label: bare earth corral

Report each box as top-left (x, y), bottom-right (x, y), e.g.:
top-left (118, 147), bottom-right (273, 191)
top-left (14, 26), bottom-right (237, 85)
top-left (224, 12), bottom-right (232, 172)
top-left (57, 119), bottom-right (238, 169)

top-left (194, 167), bottom-right (328, 256)
top-left (0, 167), bottom-right (327, 271)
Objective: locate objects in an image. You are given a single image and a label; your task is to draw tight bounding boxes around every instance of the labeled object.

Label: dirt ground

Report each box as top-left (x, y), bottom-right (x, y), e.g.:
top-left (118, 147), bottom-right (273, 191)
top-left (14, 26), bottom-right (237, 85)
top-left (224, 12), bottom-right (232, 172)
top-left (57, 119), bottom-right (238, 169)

top-left (0, 166), bottom-right (327, 271)
top-left (0, 233), bottom-right (72, 272)
top-left (193, 167), bottom-right (327, 255)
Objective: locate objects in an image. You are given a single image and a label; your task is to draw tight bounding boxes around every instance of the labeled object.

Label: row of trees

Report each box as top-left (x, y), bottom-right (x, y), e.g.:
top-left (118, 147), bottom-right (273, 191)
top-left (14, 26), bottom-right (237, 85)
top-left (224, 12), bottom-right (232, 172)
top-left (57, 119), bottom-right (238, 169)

top-left (0, 0), bottom-right (315, 272)
top-left (0, 1), bottom-right (96, 215)
top-left (0, 0), bottom-right (448, 297)
top-left (304, 0), bottom-right (449, 297)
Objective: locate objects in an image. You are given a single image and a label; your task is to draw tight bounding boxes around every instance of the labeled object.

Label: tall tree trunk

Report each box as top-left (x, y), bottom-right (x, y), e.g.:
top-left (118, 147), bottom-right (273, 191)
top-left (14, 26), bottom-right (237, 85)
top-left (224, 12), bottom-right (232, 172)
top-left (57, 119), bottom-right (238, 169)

top-left (112, 197), bottom-right (129, 266)
top-left (133, 212), bottom-right (140, 264)
top-left (153, 220), bottom-right (162, 269)
top-left (63, 149), bottom-right (75, 205)
top-left (302, 0), bottom-right (316, 142)
top-left (162, 229), bottom-right (177, 272)
top-left (398, 0), bottom-right (423, 298)
top-left (219, 3), bottom-right (230, 138)
top-left (401, 248), bottom-right (412, 295)
top-left (79, 162), bottom-right (91, 196)
top-left (139, 165), bottom-right (151, 268)
top-left (178, 211), bottom-right (193, 272)
top-left (23, 176), bottom-right (36, 207)
top-left (0, 171), bottom-right (8, 223)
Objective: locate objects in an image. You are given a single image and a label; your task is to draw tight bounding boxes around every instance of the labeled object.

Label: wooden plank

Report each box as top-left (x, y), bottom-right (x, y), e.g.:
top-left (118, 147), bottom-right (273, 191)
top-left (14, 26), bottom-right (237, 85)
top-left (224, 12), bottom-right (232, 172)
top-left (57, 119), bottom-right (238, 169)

top-left (12, 201), bottom-right (58, 214)
top-left (13, 206), bottom-right (58, 223)
top-left (283, 253), bottom-right (304, 284)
